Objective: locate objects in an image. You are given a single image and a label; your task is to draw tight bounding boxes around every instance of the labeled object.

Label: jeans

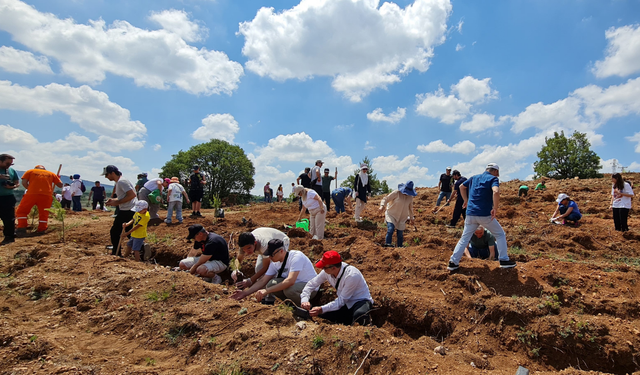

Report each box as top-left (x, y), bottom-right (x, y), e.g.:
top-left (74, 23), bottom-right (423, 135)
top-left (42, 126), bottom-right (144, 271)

top-left (613, 208), bottom-right (629, 231)
top-left (450, 215), bottom-right (509, 264)
top-left (319, 300), bottom-right (372, 326)
top-left (166, 201), bottom-right (183, 223)
top-left (559, 206), bottom-right (581, 222)
top-left (332, 193), bottom-right (345, 213)
top-left (385, 222), bottom-right (404, 247)
top-left (450, 198), bottom-right (466, 226)
top-left (0, 195), bottom-right (16, 240)
top-left (110, 209), bottom-right (134, 256)
top-left (436, 191), bottom-right (451, 206)
top-left (72, 196), bottom-right (82, 212)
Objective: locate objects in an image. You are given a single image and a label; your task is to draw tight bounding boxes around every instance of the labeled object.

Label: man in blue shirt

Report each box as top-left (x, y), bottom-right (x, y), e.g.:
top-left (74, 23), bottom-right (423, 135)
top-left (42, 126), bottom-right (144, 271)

top-left (448, 163), bottom-right (516, 270)
top-left (331, 187), bottom-right (353, 213)
top-left (0, 154), bottom-right (19, 245)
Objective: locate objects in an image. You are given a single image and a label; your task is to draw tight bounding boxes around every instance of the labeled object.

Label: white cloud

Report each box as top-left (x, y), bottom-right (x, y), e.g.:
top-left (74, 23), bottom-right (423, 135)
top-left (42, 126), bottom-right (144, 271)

top-left (366, 107), bottom-right (406, 123)
top-left (148, 9), bottom-right (207, 43)
top-left (593, 24), bottom-right (640, 78)
top-left (364, 141), bottom-right (375, 150)
top-left (628, 132), bottom-right (640, 153)
top-left (455, 43), bottom-right (464, 51)
top-left (0, 0), bottom-right (243, 95)
top-left (0, 80), bottom-right (146, 151)
top-left (417, 139), bottom-right (475, 154)
top-left (451, 76), bottom-right (497, 103)
top-left (415, 87), bottom-right (470, 124)
top-left (153, 144), bottom-right (162, 151)
top-left (628, 162), bottom-right (640, 171)
top-left (460, 113), bottom-right (502, 133)
top-left (192, 113), bottom-right (240, 143)
top-left (371, 154), bottom-right (432, 188)
top-left (456, 18), bottom-right (464, 34)
top-left (238, 0), bottom-right (452, 102)
top-left (0, 46), bottom-right (52, 74)
top-left (334, 124), bottom-right (354, 130)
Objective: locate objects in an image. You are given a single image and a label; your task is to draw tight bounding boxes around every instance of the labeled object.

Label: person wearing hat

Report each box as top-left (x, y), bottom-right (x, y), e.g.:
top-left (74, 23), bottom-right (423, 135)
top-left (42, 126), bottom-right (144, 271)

top-left (447, 163), bottom-right (516, 271)
top-left (0, 154), bottom-right (19, 245)
top-left (551, 193), bottom-right (582, 225)
top-left (135, 173), bottom-right (148, 193)
top-left (69, 174), bottom-right (84, 212)
top-left (15, 165), bottom-right (62, 236)
top-left (103, 165), bottom-right (138, 256)
top-left (179, 225), bottom-right (229, 284)
top-left (230, 239), bottom-right (317, 306)
top-left (353, 164), bottom-right (371, 222)
top-left (235, 228), bottom-right (291, 290)
top-left (321, 168), bottom-right (337, 211)
top-left (138, 176), bottom-right (170, 225)
top-left (331, 186), bottom-right (353, 214)
top-left (446, 170), bottom-right (467, 228)
top-left (301, 251), bottom-right (374, 326)
top-left (435, 167), bottom-right (453, 210)
top-left (121, 200), bottom-right (150, 261)
top-left (189, 165), bottom-right (206, 217)
top-left (378, 181), bottom-right (417, 247)
top-left (294, 185), bottom-right (327, 240)
top-left (165, 177), bottom-right (190, 224)
top-left (310, 160), bottom-right (324, 197)
top-left (88, 181), bottom-right (106, 210)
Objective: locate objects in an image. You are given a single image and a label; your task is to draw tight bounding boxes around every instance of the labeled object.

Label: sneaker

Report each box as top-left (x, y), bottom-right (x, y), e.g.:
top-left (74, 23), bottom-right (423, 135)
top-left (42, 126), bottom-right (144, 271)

top-left (499, 260), bottom-right (517, 269)
top-left (0, 238), bottom-right (15, 246)
top-left (212, 274), bottom-right (222, 284)
top-left (312, 235), bottom-right (319, 240)
top-left (383, 243), bottom-right (394, 248)
top-left (15, 228), bottom-right (27, 238)
top-left (447, 262), bottom-right (459, 271)
top-left (445, 224), bottom-right (455, 228)
top-left (106, 245), bottom-right (113, 250)
top-left (110, 214), bottom-right (117, 218)
top-left (143, 243), bottom-right (152, 261)
top-left (196, 212), bottom-right (203, 217)
top-left (260, 294), bottom-right (276, 305)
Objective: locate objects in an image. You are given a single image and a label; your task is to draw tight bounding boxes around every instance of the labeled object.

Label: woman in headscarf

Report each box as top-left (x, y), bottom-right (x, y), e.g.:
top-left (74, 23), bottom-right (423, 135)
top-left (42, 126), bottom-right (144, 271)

top-left (294, 185), bottom-right (326, 240)
top-left (379, 181), bottom-right (417, 247)
top-left (353, 164), bottom-right (371, 222)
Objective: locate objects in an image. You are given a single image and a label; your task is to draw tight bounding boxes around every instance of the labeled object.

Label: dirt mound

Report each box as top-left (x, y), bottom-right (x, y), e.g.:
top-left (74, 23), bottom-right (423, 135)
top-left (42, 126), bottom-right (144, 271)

top-left (1, 174), bottom-right (640, 374)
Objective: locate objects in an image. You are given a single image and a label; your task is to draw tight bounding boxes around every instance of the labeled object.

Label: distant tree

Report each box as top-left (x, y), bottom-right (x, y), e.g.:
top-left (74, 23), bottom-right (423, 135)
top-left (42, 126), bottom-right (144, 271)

top-left (160, 139), bottom-right (255, 207)
top-left (340, 156), bottom-right (392, 196)
top-left (533, 131), bottom-right (602, 179)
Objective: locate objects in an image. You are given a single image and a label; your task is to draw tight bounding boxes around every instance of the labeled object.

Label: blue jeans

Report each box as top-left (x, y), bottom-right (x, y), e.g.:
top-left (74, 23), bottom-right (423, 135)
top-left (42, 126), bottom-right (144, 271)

top-left (436, 191), bottom-right (451, 206)
top-left (72, 196), bottom-right (82, 212)
top-left (385, 222), bottom-right (404, 247)
top-left (559, 206), bottom-right (581, 222)
top-left (166, 201), bottom-right (183, 223)
top-left (332, 192), bottom-right (346, 213)
top-left (450, 215), bottom-right (510, 264)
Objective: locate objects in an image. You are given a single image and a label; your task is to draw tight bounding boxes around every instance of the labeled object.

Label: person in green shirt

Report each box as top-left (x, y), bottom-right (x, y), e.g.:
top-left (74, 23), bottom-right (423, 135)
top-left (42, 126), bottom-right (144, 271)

top-left (518, 185), bottom-right (529, 197)
top-left (0, 154), bottom-right (19, 245)
top-left (463, 226), bottom-right (498, 260)
top-left (321, 168), bottom-right (337, 211)
top-left (535, 180), bottom-right (546, 190)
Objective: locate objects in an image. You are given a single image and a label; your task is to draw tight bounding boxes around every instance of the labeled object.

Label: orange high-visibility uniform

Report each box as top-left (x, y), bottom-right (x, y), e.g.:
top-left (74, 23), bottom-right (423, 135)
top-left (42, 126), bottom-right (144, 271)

top-left (16, 169), bottom-right (62, 232)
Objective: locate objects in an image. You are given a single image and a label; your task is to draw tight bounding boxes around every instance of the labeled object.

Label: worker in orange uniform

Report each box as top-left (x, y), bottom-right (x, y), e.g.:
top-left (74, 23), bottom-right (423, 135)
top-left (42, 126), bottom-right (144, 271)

top-left (16, 165), bottom-right (63, 236)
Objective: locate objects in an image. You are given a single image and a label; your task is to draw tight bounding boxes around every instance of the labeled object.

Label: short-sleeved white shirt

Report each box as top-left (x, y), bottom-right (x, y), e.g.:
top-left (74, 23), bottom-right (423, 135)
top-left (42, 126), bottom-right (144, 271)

top-left (612, 182), bottom-right (634, 209)
top-left (265, 250), bottom-right (317, 283)
top-left (303, 189), bottom-right (321, 210)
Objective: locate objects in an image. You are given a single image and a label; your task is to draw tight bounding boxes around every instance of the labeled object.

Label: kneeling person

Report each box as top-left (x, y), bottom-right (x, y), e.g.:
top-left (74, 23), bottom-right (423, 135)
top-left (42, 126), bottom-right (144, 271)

top-left (179, 225), bottom-right (229, 284)
top-left (231, 239), bottom-right (317, 306)
top-left (301, 251), bottom-right (373, 326)
top-left (236, 228), bottom-right (290, 289)
top-left (463, 226), bottom-right (498, 260)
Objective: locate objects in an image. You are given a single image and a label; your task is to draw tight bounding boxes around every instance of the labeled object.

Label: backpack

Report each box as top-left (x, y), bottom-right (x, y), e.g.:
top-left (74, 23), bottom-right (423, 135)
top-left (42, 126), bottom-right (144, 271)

top-left (80, 181), bottom-right (86, 193)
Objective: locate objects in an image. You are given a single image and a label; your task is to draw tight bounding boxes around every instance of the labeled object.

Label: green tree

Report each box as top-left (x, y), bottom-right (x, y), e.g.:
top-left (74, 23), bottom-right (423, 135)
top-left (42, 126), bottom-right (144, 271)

top-left (340, 156), bottom-right (392, 196)
top-left (160, 139), bottom-right (255, 207)
top-left (533, 131), bottom-right (602, 179)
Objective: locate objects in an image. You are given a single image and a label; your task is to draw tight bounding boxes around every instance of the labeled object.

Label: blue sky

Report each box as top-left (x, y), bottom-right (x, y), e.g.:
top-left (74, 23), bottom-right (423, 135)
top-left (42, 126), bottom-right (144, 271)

top-left (1, 0), bottom-right (639, 195)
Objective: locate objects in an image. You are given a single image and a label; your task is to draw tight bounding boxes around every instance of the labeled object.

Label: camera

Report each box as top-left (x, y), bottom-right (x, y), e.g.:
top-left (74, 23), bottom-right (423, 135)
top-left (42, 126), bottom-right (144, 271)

top-left (0, 175), bottom-right (14, 187)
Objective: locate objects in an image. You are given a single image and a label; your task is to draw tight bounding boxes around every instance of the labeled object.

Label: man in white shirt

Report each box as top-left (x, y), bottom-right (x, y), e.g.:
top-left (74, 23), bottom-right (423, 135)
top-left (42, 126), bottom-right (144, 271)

top-left (230, 239), bottom-right (317, 306)
top-left (61, 183), bottom-right (72, 209)
top-left (70, 174), bottom-right (84, 212)
top-left (235, 228), bottom-right (290, 289)
top-left (301, 250), bottom-right (373, 326)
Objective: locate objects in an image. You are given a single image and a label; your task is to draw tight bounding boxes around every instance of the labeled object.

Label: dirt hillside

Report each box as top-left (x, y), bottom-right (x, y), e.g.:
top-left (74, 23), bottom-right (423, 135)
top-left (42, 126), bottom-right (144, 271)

top-left (1, 175), bottom-right (639, 375)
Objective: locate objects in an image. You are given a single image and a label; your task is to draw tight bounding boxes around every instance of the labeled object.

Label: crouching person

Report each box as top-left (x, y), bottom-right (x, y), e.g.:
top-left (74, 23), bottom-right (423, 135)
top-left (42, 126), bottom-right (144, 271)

top-left (230, 239), bottom-right (317, 306)
top-left (235, 228), bottom-right (290, 289)
top-left (179, 224), bottom-right (229, 284)
top-left (463, 225), bottom-right (498, 261)
top-left (301, 251), bottom-right (374, 326)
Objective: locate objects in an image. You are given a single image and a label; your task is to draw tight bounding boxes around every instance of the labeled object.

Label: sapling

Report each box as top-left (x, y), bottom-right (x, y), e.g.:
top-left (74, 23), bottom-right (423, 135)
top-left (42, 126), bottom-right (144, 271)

top-left (46, 199), bottom-right (66, 242)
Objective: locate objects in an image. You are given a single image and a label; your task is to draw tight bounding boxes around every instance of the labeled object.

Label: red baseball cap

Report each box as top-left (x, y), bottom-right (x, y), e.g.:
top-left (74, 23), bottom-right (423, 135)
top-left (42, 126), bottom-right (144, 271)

top-left (315, 251), bottom-right (342, 268)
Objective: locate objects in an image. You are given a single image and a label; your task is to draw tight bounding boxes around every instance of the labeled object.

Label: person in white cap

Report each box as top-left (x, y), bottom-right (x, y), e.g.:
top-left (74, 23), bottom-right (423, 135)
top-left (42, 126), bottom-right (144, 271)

top-left (447, 163), bottom-right (516, 271)
top-left (353, 164), bottom-right (371, 222)
top-left (435, 167), bottom-right (453, 210)
top-left (551, 193), bottom-right (582, 225)
top-left (121, 200), bottom-right (150, 261)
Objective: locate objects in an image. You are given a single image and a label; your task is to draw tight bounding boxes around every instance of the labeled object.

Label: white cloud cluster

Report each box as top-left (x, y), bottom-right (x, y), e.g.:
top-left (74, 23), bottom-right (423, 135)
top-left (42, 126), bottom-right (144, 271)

top-left (0, 0), bottom-right (243, 95)
top-left (416, 76), bottom-right (498, 124)
top-left (460, 113), bottom-right (503, 133)
top-left (593, 24), bottom-right (640, 78)
top-left (192, 113), bottom-right (240, 143)
top-left (628, 132), bottom-right (640, 153)
top-left (417, 139), bottom-right (475, 154)
top-left (366, 107), bottom-right (406, 123)
top-left (239, 0), bottom-right (452, 102)
top-left (371, 154), bottom-right (432, 188)
top-left (0, 46), bottom-right (52, 74)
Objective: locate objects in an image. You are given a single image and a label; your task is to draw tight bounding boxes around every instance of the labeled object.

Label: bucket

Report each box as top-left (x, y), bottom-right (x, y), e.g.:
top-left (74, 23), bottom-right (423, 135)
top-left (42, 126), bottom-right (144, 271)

top-left (295, 218), bottom-right (309, 232)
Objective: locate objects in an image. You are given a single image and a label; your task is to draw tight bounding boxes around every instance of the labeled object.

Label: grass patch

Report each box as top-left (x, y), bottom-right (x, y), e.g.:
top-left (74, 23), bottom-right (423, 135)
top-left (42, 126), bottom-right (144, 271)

top-left (145, 357), bottom-right (156, 366)
top-left (145, 290), bottom-right (171, 302)
top-left (510, 246), bottom-right (526, 255)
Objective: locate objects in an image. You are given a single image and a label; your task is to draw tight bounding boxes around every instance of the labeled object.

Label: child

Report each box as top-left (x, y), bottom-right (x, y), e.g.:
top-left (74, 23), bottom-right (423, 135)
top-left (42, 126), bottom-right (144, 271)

top-left (122, 200), bottom-right (150, 261)
top-left (165, 177), bottom-right (190, 224)
top-left (551, 193), bottom-right (582, 226)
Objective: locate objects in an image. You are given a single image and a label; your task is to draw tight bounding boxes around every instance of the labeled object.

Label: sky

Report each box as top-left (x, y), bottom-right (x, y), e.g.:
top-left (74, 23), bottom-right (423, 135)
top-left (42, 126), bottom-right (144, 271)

top-left (1, 0), bottom-right (640, 196)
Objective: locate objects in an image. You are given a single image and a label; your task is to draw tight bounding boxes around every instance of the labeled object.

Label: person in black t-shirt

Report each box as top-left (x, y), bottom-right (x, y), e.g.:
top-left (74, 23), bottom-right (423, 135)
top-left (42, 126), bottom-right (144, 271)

top-left (296, 167), bottom-right (311, 211)
top-left (446, 170), bottom-right (467, 227)
top-left (435, 167), bottom-right (453, 209)
top-left (179, 225), bottom-right (229, 284)
top-left (88, 181), bottom-right (106, 210)
top-left (189, 165), bottom-right (206, 217)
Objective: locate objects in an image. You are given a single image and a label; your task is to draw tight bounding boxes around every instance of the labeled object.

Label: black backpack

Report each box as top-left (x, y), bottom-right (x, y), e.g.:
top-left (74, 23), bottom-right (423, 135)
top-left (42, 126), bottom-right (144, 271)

top-left (80, 181), bottom-right (86, 193)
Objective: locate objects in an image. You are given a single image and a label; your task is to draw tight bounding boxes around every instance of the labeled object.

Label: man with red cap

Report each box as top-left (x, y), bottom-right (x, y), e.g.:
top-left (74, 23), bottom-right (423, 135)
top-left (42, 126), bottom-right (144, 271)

top-left (301, 250), bottom-right (373, 326)
top-left (16, 165), bottom-right (63, 235)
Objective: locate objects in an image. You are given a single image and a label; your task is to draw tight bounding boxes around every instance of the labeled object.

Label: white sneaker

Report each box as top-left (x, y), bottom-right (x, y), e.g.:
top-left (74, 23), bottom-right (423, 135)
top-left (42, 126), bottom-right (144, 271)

top-left (212, 274), bottom-right (222, 284)
top-left (312, 235), bottom-right (319, 240)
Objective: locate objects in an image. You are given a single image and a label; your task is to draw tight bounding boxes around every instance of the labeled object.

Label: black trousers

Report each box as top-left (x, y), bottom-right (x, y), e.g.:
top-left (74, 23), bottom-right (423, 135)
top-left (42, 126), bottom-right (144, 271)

top-left (110, 209), bottom-right (134, 256)
top-left (613, 208), bottom-right (630, 232)
top-left (0, 195), bottom-right (16, 240)
top-left (322, 192), bottom-right (331, 211)
top-left (450, 198), bottom-right (466, 226)
top-left (319, 300), bottom-right (372, 326)
top-left (92, 199), bottom-right (104, 210)
top-left (61, 198), bottom-right (71, 209)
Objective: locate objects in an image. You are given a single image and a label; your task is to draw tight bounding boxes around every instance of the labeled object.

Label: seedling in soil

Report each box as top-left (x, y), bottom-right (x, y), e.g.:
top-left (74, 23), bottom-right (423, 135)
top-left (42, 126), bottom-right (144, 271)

top-left (413, 237), bottom-right (421, 245)
top-left (208, 336), bottom-right (217, 344)
top-left (164, 326), bottom-right (186, 345)
top-left (530, 347), bottom-right (541, 357)
top-left (29, 335), bottom-right (37, 343)
top-left (145, 290), bottom-right (171, 302)
top-left (364, 329), bottom-right (371, 338)
top-left (210, 360), bottom-right (246, 375)
top-left (271, 363), bottom-right (280, 371)
top-left (145, 357), bottom-right (156, 366)
top-left (277, 304), bottom-right (293, 314)
top-left (312, 335), bottom-right (324, 349)
top-left (510, 246), bottom-right (526, 255)
top-left (237, 307), bottom-right (248, 315)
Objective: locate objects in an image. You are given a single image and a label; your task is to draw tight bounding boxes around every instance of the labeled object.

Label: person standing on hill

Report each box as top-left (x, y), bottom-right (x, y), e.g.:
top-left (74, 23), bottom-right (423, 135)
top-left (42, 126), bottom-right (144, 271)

top-left (379, 181), bottom-right (416, 247)
top-left (297, 167), bottom-right (311, 211)
top-left (103, 165), bottom-right (137, 256)
top-left (263, 182), bottom-right (272, 203)
top-left (0, 154), bottom-right (19, 245)
top-left (353, 164), bottom-right (371, 222)
top-left (434, 167), bottom-right (453, 210)
top-left (16, 165), bottom-right (62, 236)
top-left (446, 170), bottom-right (467, 228)
top-left (70, 174), bottom-right (84, 212)
top-left (447, 163), bottom-right (516, 271)
top-left (276, 184), bottom-right (284, 202)
top-left (310, 160), bottom-right (324, 197)
top-left (189, 165), bottom-right (206, 217)
top-left (321, 168), bottom-right (337, 211)
top-left (88, 181), bottom-right (106, 210)
top-left (610, 173), bottom-right (634, 232)
top-left (165, 177), bottom-right (189, 224)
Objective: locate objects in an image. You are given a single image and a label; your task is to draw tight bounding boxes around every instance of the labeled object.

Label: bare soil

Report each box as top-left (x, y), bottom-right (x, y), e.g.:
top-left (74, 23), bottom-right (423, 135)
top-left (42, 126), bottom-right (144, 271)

top-left (1, 175), bottom-right (640, 374)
